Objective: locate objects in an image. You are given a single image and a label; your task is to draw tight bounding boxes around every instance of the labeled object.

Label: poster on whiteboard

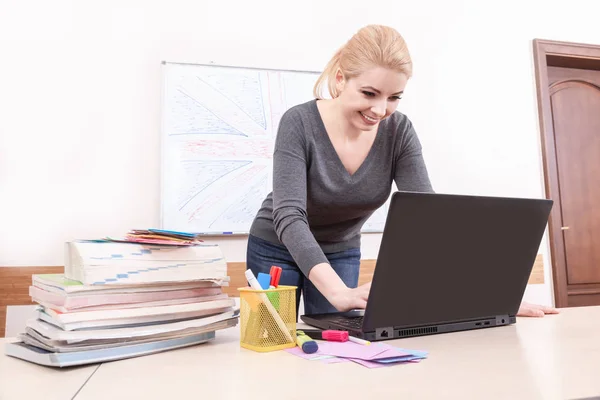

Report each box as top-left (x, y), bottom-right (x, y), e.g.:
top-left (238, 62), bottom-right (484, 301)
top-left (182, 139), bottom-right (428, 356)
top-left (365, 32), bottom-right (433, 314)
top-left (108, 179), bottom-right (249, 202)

top-left (160, 62), bottom-right (388, 234)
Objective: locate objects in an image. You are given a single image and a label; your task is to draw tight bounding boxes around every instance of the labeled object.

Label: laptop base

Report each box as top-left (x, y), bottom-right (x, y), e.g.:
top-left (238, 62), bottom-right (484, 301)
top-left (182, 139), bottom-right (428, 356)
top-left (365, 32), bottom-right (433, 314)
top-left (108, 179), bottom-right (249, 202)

top-left (300, 313), bottom-right (516, 342)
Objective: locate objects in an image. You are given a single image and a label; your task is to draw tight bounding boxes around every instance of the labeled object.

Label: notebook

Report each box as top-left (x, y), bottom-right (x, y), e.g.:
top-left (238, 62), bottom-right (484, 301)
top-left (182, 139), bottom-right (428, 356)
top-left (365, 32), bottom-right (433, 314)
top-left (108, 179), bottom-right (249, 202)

top-left (4, 331), bottom-right (217, 367)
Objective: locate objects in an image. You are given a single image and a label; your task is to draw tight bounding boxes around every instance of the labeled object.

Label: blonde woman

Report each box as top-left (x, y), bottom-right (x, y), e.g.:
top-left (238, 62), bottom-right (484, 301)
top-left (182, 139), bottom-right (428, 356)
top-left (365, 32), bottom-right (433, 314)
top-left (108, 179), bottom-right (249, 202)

top-left (247, 25), bottom-right (558, 318)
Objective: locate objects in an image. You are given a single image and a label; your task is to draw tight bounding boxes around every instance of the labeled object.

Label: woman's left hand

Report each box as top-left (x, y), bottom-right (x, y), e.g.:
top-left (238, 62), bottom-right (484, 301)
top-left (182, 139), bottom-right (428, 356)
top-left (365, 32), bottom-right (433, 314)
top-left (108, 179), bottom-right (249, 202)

top-left (517, 301), bottom-right (559, 317)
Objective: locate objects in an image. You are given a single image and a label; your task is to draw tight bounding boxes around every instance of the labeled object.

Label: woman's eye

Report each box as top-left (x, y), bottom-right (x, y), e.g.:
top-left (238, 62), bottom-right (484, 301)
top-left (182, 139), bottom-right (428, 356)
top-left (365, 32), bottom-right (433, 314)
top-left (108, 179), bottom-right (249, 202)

top-left (390, 96), bottom-right (402, 101)
top-left (362, 91), bottom-right (376, 97)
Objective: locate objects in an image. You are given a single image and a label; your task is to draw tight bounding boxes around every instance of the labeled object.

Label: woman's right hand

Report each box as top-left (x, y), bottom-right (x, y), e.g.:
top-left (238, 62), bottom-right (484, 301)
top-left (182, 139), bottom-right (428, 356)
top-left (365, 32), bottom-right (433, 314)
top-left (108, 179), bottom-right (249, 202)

top-left (328, 282), bottom-right (372, 312)
top-left (308, 262), bottom-right (372, 312)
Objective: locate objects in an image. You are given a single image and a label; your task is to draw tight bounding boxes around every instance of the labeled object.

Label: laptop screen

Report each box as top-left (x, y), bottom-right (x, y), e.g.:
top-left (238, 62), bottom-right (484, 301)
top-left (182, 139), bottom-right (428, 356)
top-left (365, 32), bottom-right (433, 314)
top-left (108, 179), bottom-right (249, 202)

top-left (363, 192), bottom-right (552, 331)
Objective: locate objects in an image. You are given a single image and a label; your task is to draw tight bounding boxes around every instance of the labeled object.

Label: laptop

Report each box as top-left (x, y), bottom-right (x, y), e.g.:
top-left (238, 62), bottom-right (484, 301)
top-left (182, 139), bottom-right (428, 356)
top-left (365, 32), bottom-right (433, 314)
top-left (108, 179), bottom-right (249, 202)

top-left (301, 191), bottom-right (553, 341)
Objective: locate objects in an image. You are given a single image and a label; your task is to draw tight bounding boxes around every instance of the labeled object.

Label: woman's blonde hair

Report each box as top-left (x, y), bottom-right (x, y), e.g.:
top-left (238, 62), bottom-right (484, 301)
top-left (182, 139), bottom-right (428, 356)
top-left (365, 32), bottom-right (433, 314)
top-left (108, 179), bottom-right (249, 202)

top-left (313, 25), bottom-right (412, 99)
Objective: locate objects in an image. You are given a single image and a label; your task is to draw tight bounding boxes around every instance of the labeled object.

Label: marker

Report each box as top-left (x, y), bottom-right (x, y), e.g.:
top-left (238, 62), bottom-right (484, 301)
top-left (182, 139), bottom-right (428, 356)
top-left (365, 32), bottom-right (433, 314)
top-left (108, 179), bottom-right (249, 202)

top-left (245, 269), bottom-right (262, 291)
top-left (257, 272), bottom-right (271, 289)
top-left (348, 335), bottom-right (371, 345)
top-left (296, 331), bottom-right (318, 354)
top-left (297, 329), bottom-right (349, 342)
top-left (269, 266), bottom-right (282, 287)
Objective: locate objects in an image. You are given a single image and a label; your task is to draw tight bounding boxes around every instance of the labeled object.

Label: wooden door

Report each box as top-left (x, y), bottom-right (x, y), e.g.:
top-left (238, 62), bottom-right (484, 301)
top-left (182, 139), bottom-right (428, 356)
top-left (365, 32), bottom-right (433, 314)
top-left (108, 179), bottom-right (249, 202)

top-left (547, 66), bottom-right (600, 306)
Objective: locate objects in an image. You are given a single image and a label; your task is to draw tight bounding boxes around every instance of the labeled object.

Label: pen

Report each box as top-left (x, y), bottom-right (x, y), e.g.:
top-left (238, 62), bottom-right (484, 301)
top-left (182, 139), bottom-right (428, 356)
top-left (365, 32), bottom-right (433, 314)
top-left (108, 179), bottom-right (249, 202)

top-left (348, 335), bottom-right (371, 345)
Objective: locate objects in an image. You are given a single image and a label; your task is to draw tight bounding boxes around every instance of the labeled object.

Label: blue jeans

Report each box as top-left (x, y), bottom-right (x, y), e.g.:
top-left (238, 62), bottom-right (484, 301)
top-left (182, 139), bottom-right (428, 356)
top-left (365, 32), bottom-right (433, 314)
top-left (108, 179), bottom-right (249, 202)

top-left (246, 234), bottom-right (360, 316)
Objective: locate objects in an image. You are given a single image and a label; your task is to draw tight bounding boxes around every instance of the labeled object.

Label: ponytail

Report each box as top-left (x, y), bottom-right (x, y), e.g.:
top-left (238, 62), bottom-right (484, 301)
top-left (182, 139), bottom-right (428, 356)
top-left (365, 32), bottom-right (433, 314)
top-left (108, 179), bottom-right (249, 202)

top-left (313, 47), bottom-right (343, 99)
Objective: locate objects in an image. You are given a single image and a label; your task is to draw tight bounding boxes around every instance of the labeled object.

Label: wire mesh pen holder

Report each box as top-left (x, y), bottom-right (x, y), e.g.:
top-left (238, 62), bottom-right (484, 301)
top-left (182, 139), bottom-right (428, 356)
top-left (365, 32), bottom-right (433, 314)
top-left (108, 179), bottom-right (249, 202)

top-left (238, 285), bottom-right (297, 352)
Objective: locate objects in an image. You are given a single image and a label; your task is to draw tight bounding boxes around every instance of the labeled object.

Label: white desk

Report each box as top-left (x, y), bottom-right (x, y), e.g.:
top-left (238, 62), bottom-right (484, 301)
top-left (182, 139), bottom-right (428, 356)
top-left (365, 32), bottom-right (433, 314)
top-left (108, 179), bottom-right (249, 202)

top-left (0, 339), bottom-right (98, 400)
top-left (3, 306), bottom-right (600, 400)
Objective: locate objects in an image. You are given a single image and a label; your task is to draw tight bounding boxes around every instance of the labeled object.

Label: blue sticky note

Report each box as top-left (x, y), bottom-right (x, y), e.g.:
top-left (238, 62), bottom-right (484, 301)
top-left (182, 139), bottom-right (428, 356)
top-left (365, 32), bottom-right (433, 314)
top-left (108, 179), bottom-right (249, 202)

top-left (257, 273), bottom-right (271, 290)
top-left (373, 355), bottom-right (424, 364)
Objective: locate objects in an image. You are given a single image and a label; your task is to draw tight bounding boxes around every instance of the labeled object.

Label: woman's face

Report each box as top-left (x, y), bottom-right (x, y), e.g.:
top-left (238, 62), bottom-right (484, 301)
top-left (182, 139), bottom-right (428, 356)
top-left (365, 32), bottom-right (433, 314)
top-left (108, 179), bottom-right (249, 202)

top-left (336, 66), bottom-right (408, 132)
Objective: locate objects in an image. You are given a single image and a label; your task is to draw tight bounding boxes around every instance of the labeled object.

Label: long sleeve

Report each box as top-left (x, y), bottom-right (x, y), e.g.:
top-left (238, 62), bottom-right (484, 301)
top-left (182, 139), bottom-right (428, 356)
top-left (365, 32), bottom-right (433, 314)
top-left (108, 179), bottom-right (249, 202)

top-left (271, 109), bottom-right (329, 277)
top-left (393, 120), bottom-right (435, 193)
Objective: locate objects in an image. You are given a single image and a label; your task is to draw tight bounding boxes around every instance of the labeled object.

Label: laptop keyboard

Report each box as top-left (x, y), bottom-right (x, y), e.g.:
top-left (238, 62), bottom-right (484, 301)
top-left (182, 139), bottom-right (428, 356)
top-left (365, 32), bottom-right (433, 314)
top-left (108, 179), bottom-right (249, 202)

top-left (328, 315), bottom-right (364, 329)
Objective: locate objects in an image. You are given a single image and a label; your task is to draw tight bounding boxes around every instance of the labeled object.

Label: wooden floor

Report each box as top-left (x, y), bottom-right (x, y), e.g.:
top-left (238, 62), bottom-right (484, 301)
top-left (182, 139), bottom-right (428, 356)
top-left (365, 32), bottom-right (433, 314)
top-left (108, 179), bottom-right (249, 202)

top-left (0, 256), bottom-right (544, 337)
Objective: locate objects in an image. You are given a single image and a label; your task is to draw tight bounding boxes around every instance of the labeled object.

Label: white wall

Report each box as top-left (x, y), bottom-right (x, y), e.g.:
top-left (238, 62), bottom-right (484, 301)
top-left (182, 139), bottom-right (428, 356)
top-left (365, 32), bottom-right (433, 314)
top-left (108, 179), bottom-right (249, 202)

top-left (1, 0), bottom-right (599, 307)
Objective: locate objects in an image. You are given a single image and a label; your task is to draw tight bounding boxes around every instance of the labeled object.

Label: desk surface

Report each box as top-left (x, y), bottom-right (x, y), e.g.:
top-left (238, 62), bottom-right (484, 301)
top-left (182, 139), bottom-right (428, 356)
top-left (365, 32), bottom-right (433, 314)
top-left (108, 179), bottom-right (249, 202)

top-left (2, 306), bottom-right (600, 400)
top-left (0, 339), bottom-right (98, 400)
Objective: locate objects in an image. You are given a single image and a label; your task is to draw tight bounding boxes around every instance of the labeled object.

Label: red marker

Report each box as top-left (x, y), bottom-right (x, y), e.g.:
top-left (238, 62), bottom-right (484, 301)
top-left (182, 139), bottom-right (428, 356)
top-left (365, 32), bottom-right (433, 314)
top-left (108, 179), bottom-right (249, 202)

top-left (269, 266), bottom-right (282, 287)
top-left (297, 329), bottom-right (349, 342)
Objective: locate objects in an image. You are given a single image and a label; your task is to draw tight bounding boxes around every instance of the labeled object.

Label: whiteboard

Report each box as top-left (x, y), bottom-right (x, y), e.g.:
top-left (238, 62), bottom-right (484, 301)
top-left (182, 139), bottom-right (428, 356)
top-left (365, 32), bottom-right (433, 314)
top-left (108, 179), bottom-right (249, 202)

top-left (160, 62), bottom-right (388, 234)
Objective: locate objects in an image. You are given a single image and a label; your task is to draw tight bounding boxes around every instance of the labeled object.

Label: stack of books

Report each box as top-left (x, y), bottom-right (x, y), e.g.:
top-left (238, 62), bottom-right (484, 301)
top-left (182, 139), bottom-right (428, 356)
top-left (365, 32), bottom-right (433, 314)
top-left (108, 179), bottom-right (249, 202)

top-left (4, 230), bottom-right (239, 367)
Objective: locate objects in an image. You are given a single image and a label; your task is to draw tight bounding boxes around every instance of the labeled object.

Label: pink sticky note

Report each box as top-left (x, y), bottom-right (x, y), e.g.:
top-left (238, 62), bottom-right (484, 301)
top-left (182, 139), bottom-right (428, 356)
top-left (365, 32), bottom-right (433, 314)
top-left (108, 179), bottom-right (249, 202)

top-left (316, 341), bottom-right (412, 361)
top-left (320, 357), bottom-right (349, 364)
top-left (314, 341), bottom-right (387, 360)
top-left (350, 357), bottom-right (418, 368)
top-left (284, 347), bottom-right (322, 360)
top-left (284, 347), bottom-right (349, 364)
top-left (284, 342), bottom-right (419, 366)
top-left (371, 348), bottom-right (412, 360)
top-left (349, 358), bottom-right (388, 368)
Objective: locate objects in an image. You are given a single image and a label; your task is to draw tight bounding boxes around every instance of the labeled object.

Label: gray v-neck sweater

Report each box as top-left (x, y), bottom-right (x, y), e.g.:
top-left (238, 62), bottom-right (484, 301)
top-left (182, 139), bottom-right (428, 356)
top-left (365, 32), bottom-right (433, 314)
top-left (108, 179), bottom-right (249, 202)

top-left (249, 99), bottom-right (434, 277)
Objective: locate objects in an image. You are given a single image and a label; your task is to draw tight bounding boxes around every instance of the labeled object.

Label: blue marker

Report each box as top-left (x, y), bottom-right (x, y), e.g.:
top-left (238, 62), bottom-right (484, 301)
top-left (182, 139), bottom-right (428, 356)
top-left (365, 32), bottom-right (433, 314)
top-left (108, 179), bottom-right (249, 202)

top-left (296, 331), bottom-right (318, 354)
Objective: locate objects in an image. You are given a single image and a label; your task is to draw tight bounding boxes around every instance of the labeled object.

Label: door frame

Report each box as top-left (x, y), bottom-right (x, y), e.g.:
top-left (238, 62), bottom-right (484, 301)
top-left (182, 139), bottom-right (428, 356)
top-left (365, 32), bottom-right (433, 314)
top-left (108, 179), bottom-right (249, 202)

top-left (532, 39), bottom-right (600, 307)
